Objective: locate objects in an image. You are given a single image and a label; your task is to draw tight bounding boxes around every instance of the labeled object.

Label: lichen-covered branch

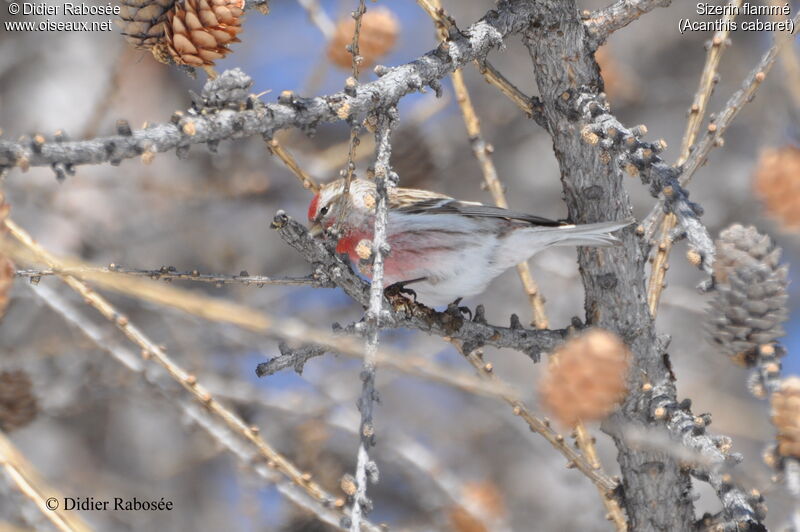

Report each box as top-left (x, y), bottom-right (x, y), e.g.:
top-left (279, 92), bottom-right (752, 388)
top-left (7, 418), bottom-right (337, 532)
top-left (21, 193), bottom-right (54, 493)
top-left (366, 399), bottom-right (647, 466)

top-left (348, 111), bottom-right (396, 532)
top-left (0, 1), bottom-right (542, 173)
top-left (649, 382), bottom-right (766, 529)
top-left (575, 91), bottom-right (715, 273)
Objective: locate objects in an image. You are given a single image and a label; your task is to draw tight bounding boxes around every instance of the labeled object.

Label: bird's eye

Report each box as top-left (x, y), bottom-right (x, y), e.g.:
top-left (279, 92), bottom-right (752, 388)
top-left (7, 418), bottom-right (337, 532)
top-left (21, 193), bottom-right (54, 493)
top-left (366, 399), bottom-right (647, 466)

top-left (319, 206), bottom-right (329, 216)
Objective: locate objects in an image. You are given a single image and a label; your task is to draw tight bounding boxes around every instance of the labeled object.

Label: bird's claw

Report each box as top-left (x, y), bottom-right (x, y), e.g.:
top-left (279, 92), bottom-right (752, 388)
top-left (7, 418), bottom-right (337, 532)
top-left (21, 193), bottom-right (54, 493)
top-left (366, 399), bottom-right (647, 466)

top-left (446, 298), bottom-right (472, 320)
top-left (384, 281), bottom-right (418, 303)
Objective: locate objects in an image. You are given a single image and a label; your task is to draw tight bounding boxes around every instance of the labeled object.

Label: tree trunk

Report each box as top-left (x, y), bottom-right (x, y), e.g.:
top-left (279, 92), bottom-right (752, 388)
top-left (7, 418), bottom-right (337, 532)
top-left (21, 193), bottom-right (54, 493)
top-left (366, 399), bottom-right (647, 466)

top-left (519, 1), bottom-right (695, 529)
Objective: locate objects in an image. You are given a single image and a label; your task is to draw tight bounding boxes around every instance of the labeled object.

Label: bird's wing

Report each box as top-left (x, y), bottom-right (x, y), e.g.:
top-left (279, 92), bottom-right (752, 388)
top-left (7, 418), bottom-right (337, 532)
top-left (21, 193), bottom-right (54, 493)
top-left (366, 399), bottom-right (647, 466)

top-left (391, 187), bottom-right (565, 227)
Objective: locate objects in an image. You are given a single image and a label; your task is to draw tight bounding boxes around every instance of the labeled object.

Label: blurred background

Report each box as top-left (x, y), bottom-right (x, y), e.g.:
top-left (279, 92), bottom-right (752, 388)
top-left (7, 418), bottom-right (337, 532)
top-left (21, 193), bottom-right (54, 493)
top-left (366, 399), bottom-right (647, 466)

top-left (0, 0), bottom-right (799, 530)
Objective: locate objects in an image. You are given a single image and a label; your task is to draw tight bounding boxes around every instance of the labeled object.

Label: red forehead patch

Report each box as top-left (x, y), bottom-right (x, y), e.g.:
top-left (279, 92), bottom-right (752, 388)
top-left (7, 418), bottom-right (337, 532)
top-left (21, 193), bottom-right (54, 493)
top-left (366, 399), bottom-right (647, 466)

top-left (308, 194), bottom-right (319, 221)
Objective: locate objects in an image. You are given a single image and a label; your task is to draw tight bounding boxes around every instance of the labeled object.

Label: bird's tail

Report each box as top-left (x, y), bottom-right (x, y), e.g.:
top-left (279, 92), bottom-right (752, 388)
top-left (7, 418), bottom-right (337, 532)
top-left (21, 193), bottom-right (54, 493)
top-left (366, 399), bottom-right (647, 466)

top-left (534, 219), bottom-right (634, 248)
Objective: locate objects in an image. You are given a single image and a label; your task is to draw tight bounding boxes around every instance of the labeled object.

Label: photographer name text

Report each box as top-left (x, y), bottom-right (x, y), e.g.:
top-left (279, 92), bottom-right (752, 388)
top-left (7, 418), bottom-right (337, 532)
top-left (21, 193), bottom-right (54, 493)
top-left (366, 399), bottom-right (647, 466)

top-left (45, 496), bottom-right (174, 512)
top-left (4, 2), bottom-right (119, 32)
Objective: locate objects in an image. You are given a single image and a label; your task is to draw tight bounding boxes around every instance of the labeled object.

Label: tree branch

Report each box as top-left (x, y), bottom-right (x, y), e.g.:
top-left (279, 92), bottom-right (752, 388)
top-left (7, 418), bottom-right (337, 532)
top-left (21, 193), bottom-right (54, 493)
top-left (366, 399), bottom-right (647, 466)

top-left (348, 110), bottom-right (396, 532)
top-left (584, 0), bottom-right (673, 48)
top-left (0, 1), bottom-right (542, 173)
top-left (649, 382), bottom-right (766, 529)
top-left (15, 265), bottom-right (329, 288)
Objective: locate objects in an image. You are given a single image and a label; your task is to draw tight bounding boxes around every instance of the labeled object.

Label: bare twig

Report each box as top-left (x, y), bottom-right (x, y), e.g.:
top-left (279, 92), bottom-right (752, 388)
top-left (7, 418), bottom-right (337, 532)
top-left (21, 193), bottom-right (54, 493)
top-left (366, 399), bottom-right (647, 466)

top-left (296, 0), bottom-right (335, 39)
top-left (649, 382), bottom-right (765, 528)
top-left (461, 348), bottom-right (619, 496)
top-left (265, 136), bottom-right (320, 192)
top-left (574, 423), bottom-right (627, 530)
top-left (334, 0), bottom-right (366, 239)
top-left (475, 59), bottom-right (547, 128)
top-left (646, 0), bottom-right (741, 316)
top-left (0, 432), bottom-right (92, 532)
top-left (584, 0), bottom-right (673, 47)
top-left (15, 265), bottom-right (328, 288)
top-left (416, 0), bottom-right (547, 127)
top-left (349, 110), bottom-right (395, 532)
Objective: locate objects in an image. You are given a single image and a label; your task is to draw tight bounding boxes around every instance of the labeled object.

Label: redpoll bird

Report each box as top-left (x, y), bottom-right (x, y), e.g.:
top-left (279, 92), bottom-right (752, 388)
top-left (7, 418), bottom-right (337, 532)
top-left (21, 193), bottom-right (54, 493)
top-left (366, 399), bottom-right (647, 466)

top-left (307, 178), bottom-right (632, 306)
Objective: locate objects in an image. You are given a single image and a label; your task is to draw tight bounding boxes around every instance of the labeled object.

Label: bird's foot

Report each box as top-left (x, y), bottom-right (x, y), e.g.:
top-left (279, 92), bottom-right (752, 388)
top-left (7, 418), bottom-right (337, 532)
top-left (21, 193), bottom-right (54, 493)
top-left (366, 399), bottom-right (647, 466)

top-left (446, 297), bottom-right (472, 321)
top-left (384, 279), bottom-right (424, 303)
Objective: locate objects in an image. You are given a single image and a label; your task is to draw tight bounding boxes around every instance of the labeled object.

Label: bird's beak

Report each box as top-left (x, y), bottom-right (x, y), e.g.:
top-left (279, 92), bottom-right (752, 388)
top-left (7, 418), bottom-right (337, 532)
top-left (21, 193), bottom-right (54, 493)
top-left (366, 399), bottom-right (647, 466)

top-left (309, 222), bottom-right (324, 237)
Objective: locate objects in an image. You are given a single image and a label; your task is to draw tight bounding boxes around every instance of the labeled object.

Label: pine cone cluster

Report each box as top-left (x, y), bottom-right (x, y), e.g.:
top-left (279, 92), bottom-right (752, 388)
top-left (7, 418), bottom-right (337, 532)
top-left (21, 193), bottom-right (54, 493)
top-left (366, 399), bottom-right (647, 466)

top-left (771, 377), bottom-right (800, 458)
top-left (0, 370), bottom-right (38, 432)
top-left (118, 0), bottom-right (244, 68)
top-left (0, 191), bottom-right (12, 322)
top-left (327, 7), bottom-right (399, 70)
top-left (160, 0), bottom-right (244, 67)
top-left (753, 145), bottom-right (800, 230)
top-left (539, 329), bottom-right (631, 427)
top-left (707, 225), bottom-right (788, 366)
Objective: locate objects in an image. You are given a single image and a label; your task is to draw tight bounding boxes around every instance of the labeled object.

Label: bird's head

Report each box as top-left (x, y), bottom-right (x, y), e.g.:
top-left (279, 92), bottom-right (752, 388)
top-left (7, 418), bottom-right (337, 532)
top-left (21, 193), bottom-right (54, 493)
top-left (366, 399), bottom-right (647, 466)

top-left (307, 178), bottom-right (375, 237)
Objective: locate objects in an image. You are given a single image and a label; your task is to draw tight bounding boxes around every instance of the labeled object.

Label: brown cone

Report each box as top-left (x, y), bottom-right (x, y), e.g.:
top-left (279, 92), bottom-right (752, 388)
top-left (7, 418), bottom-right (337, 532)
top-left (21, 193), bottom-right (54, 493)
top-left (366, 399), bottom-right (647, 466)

top-left (0, 192), bottom-right (12, 322)
top-left (163, 0), bottom-right (244, 67)
top-left (540, 329), bottom-right (631, 427)
top-left (117, 0), bottom-right (177, 50)
top-left (328, 7), bottom-right (399, 70)
top-left (771, 377), bottom-right (800, 458)
top-left (753, 145), bottom-right (800, 231)
top-left (0, 370), bottom-right (38, 432)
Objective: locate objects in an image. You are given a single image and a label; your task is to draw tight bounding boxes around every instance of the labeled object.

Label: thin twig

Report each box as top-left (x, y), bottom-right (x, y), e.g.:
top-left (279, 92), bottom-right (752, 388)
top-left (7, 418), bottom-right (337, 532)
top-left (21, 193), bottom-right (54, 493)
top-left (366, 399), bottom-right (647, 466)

top-left (15, 266), bottom-right (327, 288)
top-left (265, 137), bottom-right (320, 192)
top-left (646, 0), bottom-right (741, 316)
top-left (296, 0), bottom-right (336, 39)
top-left (584, 0), bottom-right (673, 47)
top-left (349, 110), bottom-right (395, 532)
top-left (415, 0), bottom-right (547, 127)
top-left (461, 348), bottom-right (619, 496)
top-left (0, 431), bottom-right (92, 532)
top-left (575, 424), bottom-right (627, 530)
top-left (334, 0), bottom-right (367, 238)
top-left (642, 12), bottom-right (800, 243)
